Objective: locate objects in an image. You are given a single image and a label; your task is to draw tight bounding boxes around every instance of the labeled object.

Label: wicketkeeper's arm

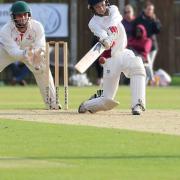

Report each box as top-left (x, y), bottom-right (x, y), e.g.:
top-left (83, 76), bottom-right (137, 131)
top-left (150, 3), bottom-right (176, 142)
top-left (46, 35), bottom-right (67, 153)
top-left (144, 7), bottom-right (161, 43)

top-left (0, 30), bottom-right (26, 60)
top-left (32, 22), bottom-right (46, 51)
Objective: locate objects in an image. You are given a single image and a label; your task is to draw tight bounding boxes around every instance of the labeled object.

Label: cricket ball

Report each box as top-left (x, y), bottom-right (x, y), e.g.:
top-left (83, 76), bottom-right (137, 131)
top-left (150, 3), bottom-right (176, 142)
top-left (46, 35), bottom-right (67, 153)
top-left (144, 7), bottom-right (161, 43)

top-left (99, 57), bottom-right (106, 64)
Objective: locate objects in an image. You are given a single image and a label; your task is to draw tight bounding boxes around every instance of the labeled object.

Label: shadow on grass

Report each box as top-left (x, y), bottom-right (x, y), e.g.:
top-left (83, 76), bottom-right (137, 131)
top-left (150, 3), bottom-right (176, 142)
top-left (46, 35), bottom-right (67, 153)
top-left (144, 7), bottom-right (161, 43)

top-left (1, 155), bottom-right (180, 161)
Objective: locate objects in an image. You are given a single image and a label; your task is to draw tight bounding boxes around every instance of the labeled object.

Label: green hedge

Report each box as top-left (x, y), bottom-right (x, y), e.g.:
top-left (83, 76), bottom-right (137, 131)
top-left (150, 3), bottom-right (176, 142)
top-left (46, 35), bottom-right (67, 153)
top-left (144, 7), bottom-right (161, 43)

top-left (171, 76), bottom-right (180, 86)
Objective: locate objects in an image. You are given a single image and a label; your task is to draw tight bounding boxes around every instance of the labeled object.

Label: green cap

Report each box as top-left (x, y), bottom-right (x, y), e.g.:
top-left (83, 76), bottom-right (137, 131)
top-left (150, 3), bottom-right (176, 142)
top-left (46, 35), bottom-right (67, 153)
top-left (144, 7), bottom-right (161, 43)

top-left (10, 1), bottom-right (31, 15)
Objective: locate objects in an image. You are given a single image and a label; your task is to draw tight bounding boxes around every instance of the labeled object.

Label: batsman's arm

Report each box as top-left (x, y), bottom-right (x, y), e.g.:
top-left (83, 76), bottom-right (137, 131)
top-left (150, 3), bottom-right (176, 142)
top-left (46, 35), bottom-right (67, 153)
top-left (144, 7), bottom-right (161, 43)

top-left (88, 20), bottom-right (108, 42)
top-left (88, 21), bottom-right (112, 49)
top-left (88, 16), bottom-right (119, 50)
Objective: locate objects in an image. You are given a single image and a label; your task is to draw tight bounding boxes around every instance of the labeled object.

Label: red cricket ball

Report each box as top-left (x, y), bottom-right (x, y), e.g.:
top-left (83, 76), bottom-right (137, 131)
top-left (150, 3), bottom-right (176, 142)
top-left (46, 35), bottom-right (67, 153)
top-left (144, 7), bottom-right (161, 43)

top-left (99, 57), bottom-right (106, 64)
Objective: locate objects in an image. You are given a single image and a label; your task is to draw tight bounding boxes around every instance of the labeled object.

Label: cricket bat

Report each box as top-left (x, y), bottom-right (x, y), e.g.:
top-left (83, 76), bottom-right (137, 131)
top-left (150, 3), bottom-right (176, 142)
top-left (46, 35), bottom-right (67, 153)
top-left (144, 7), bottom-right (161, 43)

top-left (75, 42), bottom-right (105, 73)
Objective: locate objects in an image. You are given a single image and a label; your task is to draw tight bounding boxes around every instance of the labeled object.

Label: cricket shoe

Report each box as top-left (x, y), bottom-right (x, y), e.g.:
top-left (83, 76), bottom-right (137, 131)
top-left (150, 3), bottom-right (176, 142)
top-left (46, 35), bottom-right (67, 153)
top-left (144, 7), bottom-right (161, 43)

top-left (78, 102), bottom-right (87, 113)
top-left (132, 105), bottom-right (142, 115)
top-left (46, 103), bottom-right (62, 110)
top-left (132, 99), bottom-right (145, 115)
top-left (88, 89), bottom-right (103, 100)
top-left (78, 102), bottom-right (94, 114)
top-left (50, 104), bottom-right (62, 110)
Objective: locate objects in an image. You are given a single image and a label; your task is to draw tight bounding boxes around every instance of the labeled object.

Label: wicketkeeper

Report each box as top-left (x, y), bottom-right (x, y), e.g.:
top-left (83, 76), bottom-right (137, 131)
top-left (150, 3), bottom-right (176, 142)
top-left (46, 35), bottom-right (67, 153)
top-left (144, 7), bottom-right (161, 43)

top-left (0, 1), bottom-right (61, 109)
top-left (78, 0), bottom-right (146, 115)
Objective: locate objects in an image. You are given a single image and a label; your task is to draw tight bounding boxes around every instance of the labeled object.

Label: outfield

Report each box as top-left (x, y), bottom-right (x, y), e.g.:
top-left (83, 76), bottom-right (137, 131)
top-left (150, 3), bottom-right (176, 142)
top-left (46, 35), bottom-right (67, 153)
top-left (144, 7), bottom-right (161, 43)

top-left (0, 85), bottom-right (180, 109)
top-left (0, 85), bottom-right (180, 179)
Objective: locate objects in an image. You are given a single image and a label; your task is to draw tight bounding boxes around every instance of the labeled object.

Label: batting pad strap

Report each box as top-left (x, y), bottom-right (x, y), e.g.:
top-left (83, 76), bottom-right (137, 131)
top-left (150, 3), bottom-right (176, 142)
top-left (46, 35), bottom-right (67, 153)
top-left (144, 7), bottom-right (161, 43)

top-left (84, 97), bottom-right (119, 113)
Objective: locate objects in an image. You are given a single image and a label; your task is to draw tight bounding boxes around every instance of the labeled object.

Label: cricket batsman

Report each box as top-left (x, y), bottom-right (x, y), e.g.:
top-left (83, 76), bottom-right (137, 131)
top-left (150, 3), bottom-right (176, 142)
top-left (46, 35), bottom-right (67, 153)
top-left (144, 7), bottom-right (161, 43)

top-left (0, 1), bottom-right (61, 109)
top-left (78, 0), bottom-right (146, 115)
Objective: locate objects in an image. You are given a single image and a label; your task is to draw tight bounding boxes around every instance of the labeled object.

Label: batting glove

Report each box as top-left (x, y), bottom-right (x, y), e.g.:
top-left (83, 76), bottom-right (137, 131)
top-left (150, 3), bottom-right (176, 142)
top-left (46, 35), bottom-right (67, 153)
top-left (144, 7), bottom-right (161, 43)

top-left (101, 37), bottom-right (114, 49)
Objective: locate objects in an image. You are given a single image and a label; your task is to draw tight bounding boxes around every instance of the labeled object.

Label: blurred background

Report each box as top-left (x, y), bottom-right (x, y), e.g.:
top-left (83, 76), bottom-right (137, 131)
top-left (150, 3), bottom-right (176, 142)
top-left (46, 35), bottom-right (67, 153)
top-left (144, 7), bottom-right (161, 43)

top-left (0, 0), bottom-right (179, 85)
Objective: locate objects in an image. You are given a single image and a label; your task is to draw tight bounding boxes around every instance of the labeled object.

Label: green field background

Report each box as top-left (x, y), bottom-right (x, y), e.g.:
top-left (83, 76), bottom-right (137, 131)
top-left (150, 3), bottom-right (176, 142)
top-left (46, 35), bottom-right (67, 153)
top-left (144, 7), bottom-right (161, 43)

top-left (0, 85), bottom-right (180, 179)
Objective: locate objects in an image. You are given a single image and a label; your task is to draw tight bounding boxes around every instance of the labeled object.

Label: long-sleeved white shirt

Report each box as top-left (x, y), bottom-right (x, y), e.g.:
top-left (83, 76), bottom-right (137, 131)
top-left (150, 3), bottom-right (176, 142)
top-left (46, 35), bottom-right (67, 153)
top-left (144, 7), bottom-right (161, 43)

top-left (0, 19), bottom-right (45, 60)
top-left (88, 5), bottom-right (127, 55)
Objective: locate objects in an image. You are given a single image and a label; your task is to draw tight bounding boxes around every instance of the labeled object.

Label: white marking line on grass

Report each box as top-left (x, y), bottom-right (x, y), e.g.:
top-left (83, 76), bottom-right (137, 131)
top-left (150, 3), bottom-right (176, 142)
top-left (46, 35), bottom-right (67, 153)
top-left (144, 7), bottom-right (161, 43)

top-left (0, 157), bottom-right (76, 169)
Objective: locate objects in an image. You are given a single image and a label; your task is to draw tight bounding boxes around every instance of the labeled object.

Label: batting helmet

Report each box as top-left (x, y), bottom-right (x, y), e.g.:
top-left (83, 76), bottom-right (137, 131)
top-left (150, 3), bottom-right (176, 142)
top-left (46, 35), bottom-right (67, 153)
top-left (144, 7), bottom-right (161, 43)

top-left (88, 0), bottom-right (110, 9)
top-left (10, 1), bottom-right (31, 15)
top-left (88, 0), bottom-right (104, 6)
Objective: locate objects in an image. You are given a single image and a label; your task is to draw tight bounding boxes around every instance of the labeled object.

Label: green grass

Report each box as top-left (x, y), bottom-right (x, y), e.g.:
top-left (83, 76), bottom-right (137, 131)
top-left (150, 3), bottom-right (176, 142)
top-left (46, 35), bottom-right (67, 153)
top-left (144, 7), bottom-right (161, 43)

top-left (171, 76), bottom-right (180, 86)
top-left (0, 85), bottom-right (180, 109)
top-left (0, 120), bottom-right (180, 180)
top-left (0, 85), bottom-right (180, 179)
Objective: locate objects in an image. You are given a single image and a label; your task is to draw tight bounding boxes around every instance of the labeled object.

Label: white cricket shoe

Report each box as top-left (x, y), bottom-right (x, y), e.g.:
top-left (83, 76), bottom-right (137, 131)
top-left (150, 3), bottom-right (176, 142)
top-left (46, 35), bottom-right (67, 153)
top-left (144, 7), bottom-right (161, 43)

top-left (132, 99), bottom-right (145, 115)
top-left (78, 103), bottom-right (87, 113)
top-left (132, 105), bottom-right (142, 115)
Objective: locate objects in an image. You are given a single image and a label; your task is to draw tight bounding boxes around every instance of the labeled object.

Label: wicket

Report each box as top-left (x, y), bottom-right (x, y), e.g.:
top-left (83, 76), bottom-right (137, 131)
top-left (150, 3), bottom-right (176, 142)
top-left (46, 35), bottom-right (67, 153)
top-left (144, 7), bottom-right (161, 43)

top-left (46, 41), bottom-right (68, 110)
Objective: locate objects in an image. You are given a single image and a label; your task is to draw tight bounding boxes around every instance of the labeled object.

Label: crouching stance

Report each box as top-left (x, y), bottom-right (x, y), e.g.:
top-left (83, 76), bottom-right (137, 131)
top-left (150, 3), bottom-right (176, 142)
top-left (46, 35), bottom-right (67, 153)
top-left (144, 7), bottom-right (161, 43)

top-left (0, 1), bottom-right (61, 109)
top-left (78, 0), bottom-right (146, 115)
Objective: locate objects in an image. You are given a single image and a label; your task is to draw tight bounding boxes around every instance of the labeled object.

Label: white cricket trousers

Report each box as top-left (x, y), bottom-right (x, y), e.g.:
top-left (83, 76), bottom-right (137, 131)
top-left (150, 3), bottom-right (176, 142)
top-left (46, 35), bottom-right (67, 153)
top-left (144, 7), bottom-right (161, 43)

top-left (0, 46), bottom-right (57, 109)
top-left (102, 48), bottom-right (146, 108)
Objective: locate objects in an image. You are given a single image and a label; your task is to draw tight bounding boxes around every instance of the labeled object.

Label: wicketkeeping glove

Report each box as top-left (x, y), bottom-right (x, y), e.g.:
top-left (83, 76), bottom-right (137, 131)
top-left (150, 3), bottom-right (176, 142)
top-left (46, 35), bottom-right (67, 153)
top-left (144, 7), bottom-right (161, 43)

top-left (23, 46), bottom-right (34, 62)
top-left (33, 48), bottom-right (46, 70)
top-left (24, 47), bottom-right (45, 71)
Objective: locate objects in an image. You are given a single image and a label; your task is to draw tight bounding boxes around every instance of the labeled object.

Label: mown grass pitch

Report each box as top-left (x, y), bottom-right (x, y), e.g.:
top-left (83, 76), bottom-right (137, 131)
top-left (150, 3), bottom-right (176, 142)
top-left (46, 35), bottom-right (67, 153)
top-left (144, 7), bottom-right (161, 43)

top-left (0, 85), bottom-right (180, 179)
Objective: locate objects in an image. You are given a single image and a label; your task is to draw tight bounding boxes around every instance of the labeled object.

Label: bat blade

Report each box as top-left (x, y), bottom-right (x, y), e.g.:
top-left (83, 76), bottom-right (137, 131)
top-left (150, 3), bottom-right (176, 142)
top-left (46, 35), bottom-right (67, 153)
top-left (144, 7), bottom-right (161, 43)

top-left (75, 42), bottom-right (105, 73)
